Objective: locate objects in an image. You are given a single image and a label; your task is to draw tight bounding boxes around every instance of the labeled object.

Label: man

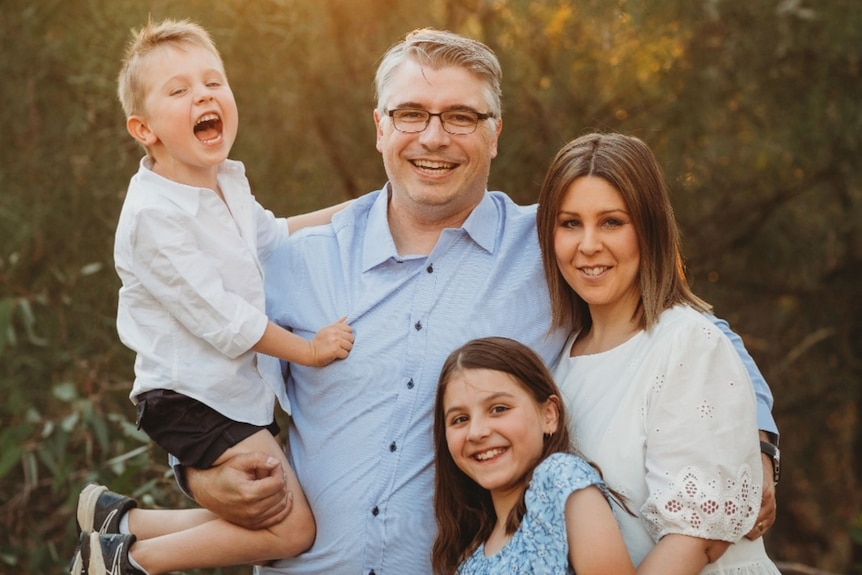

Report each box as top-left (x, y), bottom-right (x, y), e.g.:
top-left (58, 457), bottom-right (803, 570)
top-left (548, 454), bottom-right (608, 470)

top-left (184, 29), bottom-right (778, 574)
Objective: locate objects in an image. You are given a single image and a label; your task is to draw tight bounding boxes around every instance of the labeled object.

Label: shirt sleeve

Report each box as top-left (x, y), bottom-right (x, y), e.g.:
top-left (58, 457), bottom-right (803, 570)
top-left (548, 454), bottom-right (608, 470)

top-left (253, 199), bottom-right (289, 263)
top-left (706, 313), bottom-right (778, 439)
top-left (130, 208), bottom-right (268, 359)
top-left (640, 318), bottom-right (762, 543)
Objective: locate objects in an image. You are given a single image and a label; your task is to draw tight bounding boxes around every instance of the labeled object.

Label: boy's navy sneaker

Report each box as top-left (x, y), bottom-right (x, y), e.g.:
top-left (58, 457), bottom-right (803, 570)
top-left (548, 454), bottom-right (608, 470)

top-left (83, 532), bottom-right (144, 575)
top-left (77, 483), bottom-right (138, 535)
top-left (69, 531), bottom-right (88, 574)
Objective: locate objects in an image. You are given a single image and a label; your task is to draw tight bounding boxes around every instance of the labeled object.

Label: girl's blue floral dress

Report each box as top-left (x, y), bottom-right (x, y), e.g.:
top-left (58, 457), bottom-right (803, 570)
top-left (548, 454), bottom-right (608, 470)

top-left (456, 453), bottom-right (608, 575)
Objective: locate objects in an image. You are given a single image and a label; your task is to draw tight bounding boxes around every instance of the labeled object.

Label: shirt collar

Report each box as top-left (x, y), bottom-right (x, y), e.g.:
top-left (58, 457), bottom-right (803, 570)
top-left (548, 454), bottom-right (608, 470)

top-left (136, 156), bottom-right (245, 215)
top-left (361, 184), bottom-right (499, 272)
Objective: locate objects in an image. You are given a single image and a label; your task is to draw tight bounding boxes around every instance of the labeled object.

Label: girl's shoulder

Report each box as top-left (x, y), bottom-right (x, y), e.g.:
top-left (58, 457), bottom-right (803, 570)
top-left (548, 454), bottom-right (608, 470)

top-left (529, 453), bottom-right (605, 501)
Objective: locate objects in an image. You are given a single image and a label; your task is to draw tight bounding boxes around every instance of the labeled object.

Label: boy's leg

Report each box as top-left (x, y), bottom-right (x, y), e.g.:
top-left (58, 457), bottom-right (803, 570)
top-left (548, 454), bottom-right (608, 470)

top-left (75, 482), bottom-right (219, 541)
top-left (127, 430), bottom-right (315, 573)
top-left (127, 507), bottom-right (219, 540)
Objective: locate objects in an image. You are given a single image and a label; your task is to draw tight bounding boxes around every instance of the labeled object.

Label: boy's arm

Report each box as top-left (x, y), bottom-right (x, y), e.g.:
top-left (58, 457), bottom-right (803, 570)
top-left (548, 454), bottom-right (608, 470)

top-left (285, 199), bottom-right (353, 234)
top-left (253, 319), bottom-right (352, 367)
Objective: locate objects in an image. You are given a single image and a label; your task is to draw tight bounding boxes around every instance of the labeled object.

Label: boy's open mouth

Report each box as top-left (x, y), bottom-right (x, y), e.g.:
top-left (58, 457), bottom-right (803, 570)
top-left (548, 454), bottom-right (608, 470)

top-left (194, 113), bottom-right (222, 143)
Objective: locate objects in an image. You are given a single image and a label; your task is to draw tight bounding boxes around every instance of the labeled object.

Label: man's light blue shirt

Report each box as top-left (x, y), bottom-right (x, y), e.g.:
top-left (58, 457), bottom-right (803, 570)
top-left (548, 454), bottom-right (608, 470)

top-left (261, 188), bottom-right (565, 575)
top-left (259, 186), bottom-right (776, 574)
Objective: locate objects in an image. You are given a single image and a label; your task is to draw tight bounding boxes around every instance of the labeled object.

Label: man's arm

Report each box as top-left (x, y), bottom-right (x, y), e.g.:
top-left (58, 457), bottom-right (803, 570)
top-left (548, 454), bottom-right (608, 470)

top-left (285, 200), bottom-right (353, 234)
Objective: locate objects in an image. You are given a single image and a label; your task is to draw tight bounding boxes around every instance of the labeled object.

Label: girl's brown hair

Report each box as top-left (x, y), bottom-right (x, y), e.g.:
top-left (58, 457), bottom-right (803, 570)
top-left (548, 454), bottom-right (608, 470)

top-left (431, 337), bottom-right (570, 575)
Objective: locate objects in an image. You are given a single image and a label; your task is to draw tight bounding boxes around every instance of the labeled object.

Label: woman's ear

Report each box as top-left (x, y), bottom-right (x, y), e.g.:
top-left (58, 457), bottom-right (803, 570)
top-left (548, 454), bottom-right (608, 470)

top-left (542, 395), bottom-right (562, 435)
top-left (126, 115), bottom-right (158, 146)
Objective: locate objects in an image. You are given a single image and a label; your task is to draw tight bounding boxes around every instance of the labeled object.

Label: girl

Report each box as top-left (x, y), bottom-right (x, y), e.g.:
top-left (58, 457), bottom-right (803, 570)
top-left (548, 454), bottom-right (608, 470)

top-left (432, 336), bottom-right (635, 575)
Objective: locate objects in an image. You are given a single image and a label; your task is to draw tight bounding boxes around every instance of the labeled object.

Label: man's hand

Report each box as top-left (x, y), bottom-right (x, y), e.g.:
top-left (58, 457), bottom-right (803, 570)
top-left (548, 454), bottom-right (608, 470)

top-left (745, 451), bottom-right (777, 540)
top-left (187, 451), bottom-right (293, 530)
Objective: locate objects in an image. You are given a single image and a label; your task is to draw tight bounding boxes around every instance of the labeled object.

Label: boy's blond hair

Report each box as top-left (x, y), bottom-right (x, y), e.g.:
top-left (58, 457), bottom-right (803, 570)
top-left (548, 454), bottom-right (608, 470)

top-left (117, 18), bottom-right (222, 118)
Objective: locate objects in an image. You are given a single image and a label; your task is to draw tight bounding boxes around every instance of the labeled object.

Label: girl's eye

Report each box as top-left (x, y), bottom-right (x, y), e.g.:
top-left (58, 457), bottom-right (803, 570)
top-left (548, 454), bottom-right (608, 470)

top-left (207, 81), bottom-right (221, 88)
top-left (559, 218), bottom-right (582, 229)
top-left (603, 218), bottom-right (623, 228)
top-left (449, 415), bottom-right (468, 426)
top-left (169, 88), bottom-right (186, 96)
top-left (490, 405), bottom-right (509, 415)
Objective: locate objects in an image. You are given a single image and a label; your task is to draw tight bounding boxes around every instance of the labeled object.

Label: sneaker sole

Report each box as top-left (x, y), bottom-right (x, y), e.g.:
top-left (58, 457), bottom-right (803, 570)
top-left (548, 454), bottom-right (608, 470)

top-left (88, 532), bottom-right (108, 575)
top-left (69, 549), bottom-right (84, 575)
top-left (77, 483), bottom-right (108, 534)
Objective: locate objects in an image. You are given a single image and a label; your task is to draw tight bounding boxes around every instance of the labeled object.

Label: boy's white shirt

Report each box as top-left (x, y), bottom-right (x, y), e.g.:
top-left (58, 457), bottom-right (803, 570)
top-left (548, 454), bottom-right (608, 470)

top-left (115, 157), bottom-right (290, 423)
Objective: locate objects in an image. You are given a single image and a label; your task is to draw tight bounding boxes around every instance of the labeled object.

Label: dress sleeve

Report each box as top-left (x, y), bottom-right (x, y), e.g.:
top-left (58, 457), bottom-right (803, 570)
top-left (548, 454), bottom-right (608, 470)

top-left (706, 313), bottom-right (778, 439)
top-left (640, 316), bottom-right (762, 543)
top-left (526, 453), bottom-right (607, 534)
top-left (130, 208), bottom-right (268, 358)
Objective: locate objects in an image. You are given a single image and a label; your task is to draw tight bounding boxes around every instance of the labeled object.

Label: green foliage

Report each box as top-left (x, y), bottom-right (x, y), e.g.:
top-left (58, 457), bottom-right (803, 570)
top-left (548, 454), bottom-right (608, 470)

top-left (1, 0), bottom-right (860, 573)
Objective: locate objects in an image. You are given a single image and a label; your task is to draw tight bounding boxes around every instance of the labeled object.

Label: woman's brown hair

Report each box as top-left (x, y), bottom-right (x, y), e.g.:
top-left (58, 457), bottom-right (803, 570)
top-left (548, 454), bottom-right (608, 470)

top-left (535, 133), bottom-right (710, 334)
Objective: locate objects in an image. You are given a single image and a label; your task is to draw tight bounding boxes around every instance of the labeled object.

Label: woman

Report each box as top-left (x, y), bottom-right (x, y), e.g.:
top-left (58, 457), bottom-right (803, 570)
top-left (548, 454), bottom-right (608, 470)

top-left (536, 133), bottom-right (780, 574)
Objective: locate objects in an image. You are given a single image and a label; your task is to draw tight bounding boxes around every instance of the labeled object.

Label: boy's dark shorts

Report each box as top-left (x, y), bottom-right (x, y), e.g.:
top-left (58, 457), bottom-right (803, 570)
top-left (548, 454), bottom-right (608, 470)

top-left (136, 389), bottom-right (280, 470)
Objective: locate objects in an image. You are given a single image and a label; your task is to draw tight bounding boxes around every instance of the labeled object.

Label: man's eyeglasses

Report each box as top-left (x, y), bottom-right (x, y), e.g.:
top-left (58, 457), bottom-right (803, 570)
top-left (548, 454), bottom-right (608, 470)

top-left (386, 108), bottom-right (495, 135)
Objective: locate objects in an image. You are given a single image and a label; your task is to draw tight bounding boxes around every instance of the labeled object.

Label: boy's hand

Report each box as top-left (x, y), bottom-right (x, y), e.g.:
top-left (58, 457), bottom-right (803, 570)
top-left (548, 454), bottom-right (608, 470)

top-left (308, 317), bottom-right (354, 366)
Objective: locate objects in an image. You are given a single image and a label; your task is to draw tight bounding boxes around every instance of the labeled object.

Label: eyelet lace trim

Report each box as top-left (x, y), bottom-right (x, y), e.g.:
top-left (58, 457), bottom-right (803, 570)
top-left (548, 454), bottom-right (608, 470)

top-left (642, 464), bottom-right (760, 541)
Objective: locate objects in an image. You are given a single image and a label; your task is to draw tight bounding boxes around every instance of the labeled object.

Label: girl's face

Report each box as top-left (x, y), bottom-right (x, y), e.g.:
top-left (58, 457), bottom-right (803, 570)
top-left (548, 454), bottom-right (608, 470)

top-left (553, 175), bottom-right (641, 315)
top-left (442, 369), bottom-right (559, 502)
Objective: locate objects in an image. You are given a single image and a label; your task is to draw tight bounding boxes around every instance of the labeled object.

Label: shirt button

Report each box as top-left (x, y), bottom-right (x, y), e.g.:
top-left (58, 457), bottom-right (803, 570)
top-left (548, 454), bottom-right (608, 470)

top-left (414, 321), bottom-right (422, 331)
top-left (426, 264), bottom-right (434, 273)
top-left (389, 442), bottom-right (397, 452)
top-left (372, 506), bottom-right (379, 516)
top-left (406, 379), bottom-right (414, 389)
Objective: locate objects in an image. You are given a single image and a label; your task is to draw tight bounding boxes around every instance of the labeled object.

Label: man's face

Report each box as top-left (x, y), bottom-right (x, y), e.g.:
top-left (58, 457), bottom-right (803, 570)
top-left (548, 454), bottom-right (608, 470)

top-left (374, 59), bottom-right (502, 223)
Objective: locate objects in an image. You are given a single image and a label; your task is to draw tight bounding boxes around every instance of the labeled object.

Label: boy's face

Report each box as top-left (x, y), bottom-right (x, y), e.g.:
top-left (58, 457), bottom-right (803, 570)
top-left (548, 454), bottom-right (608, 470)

top-left (131, 43), bottom-right (238, 187)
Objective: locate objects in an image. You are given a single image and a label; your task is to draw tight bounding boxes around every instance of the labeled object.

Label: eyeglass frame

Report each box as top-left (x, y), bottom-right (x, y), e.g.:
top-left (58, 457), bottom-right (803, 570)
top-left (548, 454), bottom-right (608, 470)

top-left (385, 108), bottom-right (496, 135)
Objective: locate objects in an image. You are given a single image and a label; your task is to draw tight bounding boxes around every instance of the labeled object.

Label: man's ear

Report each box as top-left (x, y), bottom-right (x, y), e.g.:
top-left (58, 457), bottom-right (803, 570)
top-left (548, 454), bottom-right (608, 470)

top-left (126, 115), bottom-right (158, 146)
top-left (373, 108), bottom-right (384, 153)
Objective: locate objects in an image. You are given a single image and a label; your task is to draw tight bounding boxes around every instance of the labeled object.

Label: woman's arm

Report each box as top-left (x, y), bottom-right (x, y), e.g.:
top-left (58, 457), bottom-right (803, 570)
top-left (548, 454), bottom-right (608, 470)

top-left (566, 486), bottom-right (635, 575)
top-left (638, 314), bottom-right (763, 572)
top-left (706, 314), bottom-right (777, 438)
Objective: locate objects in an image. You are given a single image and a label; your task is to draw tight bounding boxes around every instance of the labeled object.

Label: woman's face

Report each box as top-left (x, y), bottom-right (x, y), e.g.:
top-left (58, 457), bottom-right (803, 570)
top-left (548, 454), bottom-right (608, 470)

top-left (553, 176), bottom-right (641, 315)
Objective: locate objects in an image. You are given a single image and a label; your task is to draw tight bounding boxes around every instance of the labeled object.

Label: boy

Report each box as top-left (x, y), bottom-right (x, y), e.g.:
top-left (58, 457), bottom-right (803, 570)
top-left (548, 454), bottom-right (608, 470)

top-left (70, 18), bottom-right (353, 575)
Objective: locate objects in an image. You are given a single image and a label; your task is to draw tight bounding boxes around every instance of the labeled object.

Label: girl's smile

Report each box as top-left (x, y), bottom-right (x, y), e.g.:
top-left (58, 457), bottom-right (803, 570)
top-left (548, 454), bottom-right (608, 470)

top-left (443, 369), bottom-right (558, 504)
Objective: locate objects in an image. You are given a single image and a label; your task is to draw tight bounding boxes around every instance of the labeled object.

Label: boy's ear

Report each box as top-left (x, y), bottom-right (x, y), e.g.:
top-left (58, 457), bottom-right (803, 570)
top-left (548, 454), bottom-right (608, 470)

top-left (126, 115), bottom-right (158, 146)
